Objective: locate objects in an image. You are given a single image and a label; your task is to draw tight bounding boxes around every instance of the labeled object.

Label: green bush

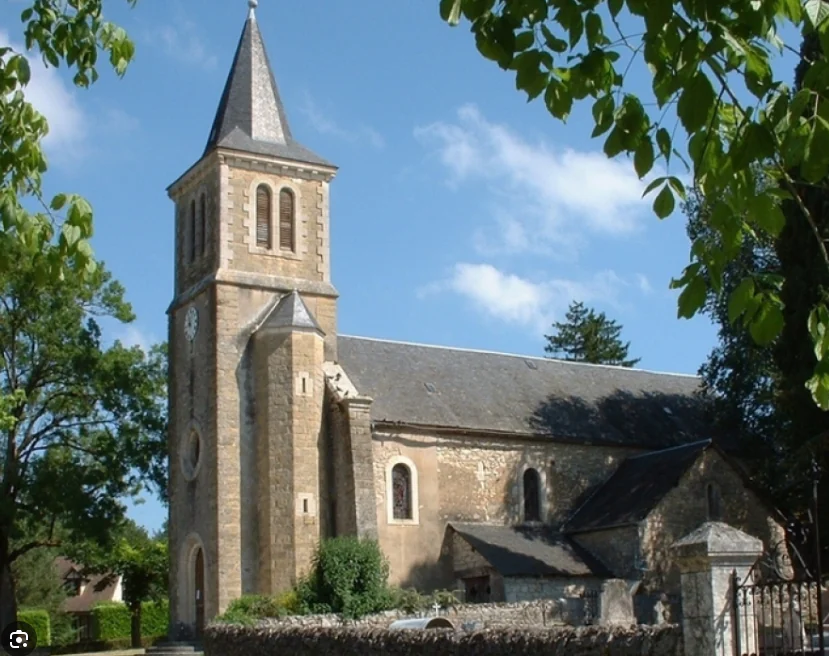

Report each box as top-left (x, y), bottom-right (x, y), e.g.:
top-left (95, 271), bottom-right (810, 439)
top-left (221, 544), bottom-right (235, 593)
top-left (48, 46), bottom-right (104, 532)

top-left (216, 595), bottom-right (288, 625)
top-left (296, 537), bottom-right (390, 619)
top-left (90, 600), bottom-right (168, 640)
top-left (386, 587), bottom-right (460, 614)
top-left (91, 602), bottom-right (131, 640)
top-left (18, 608), bottom-right (51, 646)
top-left (140, 600), bottom-right (169, 637)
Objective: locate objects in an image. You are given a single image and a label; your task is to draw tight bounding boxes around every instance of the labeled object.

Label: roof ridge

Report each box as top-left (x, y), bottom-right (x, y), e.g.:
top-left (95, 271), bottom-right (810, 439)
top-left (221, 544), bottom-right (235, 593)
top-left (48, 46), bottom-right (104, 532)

top-left (338, 334), bottom-right (701, 379)
top-left (625, 438), bottom-right (712, 460)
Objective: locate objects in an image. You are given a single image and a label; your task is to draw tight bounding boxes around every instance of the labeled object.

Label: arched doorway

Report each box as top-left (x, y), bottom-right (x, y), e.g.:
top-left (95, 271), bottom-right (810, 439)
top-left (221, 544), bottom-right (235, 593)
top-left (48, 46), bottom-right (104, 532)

top-left (194, 548), bottom-right (205, 639)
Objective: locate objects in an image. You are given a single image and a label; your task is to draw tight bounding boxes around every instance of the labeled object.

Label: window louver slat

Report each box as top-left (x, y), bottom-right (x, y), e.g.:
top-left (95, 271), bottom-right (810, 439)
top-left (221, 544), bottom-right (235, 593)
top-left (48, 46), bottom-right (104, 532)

top-left (256, 185), bottom-right (271, 248)
top-left (279, 188), bottom-right (294, 250)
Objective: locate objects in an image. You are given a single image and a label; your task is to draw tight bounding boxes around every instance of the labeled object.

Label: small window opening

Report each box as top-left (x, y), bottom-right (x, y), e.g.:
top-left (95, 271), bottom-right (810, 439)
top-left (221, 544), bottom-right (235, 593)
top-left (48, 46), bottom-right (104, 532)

top-left (523, 468), bottom-right (541, 522)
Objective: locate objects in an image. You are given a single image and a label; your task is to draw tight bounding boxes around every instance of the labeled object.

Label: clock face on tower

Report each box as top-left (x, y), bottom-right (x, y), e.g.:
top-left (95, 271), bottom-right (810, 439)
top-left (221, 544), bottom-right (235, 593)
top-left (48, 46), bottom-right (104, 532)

top-left (184, 306), bottom-right (199, 342)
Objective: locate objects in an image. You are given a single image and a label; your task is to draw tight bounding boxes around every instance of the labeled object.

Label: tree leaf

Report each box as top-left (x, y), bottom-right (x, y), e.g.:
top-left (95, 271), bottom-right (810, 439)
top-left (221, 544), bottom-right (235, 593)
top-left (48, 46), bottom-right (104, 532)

top-left (802, 115), bottom-right (829, 183)
top-left (515, 31), bottom-right (535, 51)
top-left (749, 300), bottom-right (784, 346)
top-left (653, 183), bottom-right (675, 218)
top-left (805, 0), bottom-right (829, 28)
top-left (634, 137), bottom-right (655, 178)
top-left (656, 127), bottom-right (671, 161)
top-left (608, 0), bottom-right (624, 17)
top-left (677, 275), bottom-right (707, 319)
top-left (728, 277), bottom-right (756, 325)
top-left (677, 72), bottom-right (716, 135)
top-left (747, 194), bottom-right (785, 237)
top-left (440, 0), bottom-right (464, 25)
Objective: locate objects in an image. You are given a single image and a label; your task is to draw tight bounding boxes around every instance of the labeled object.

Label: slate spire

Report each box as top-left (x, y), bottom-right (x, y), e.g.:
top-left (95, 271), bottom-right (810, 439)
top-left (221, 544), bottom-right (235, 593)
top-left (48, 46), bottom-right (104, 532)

top-left (204, 1), bottom-right (331, 167)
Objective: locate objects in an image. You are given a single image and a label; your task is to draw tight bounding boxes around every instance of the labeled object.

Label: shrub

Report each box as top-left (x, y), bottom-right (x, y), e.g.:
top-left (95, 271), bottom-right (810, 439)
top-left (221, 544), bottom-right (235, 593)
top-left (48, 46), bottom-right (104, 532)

top-left (91, 602), bottom-right (131, 640)
top-left (296, 537), bottom-right (390, 619)
top-left (216, 595), bottom-right (288, 625)
top-left (274, 589), bottom-right (302, 615)
top-left (90, 600), bottom-right (169, 640)
top-left (18, 608), bottom-right (51, 646)
top-left (386, 587), bottom-right (460, 614)
top-left (386, 587), bottom-right (429, 614)
top-left (141, 600), bottom-right (169, 637)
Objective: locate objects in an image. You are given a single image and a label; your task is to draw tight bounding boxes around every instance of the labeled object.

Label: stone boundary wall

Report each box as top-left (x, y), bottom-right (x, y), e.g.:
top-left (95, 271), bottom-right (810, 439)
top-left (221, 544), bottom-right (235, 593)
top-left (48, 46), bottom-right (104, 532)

top-left (205, 623), bottom-right (684, 656)
top-left (260, 599), bottom-right (571, 630)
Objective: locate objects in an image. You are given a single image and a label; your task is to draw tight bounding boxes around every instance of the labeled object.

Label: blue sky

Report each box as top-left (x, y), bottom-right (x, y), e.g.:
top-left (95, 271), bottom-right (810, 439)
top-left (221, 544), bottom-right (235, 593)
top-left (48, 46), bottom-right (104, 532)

top-left (0, 1), bottom-right (803, 533)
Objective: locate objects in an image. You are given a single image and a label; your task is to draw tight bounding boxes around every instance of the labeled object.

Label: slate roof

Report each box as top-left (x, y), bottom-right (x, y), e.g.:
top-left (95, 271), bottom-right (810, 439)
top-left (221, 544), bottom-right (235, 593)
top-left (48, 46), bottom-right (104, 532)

top-left (55, 557), bottom-right (121, 613)
top-left (335, 336), bottom-right (714, 449)
top-left (448, 523), bottom-right (611, 578)
top-left (260, 290), bottom-right (324, 334)
top-left (563, 440), bottom-right (712, 534)
top-left (203, 8), bottom-right (332, 167)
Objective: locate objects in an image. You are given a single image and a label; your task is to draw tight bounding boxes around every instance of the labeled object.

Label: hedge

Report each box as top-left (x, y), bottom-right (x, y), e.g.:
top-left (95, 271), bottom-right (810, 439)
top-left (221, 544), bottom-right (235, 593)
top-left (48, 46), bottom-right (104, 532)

top-left (141, 599), bottom-right (169, 638)
top-left (91, 603), bottom-right (131, 641)
top-left (90, 600), bottom-right (169, 640)
top-left (18, 609), bottom-right (51, 647)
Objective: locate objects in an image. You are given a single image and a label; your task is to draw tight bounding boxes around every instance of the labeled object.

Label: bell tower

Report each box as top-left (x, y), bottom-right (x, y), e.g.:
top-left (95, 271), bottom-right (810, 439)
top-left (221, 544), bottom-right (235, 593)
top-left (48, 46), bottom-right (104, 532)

top-left (165, 0), bottom-right (338, 635)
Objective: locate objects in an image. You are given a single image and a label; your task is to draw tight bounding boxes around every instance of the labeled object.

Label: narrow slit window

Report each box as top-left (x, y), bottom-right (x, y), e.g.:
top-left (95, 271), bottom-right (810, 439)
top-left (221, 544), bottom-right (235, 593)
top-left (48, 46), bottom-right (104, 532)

top-left (279, 188), bottom-right (295, 251)
top-left (707, 483), bottom-right (722, 521)
top-left (256, 185), bottom-right (272, 248)
top-left (189, 199), bottom-right (196, 263)
top-left (392, 464), bottom-right (412, 520)
top-left (523, 468), bottom-right (541, 522)
top-left (199, 194), bottom-right (207, 257)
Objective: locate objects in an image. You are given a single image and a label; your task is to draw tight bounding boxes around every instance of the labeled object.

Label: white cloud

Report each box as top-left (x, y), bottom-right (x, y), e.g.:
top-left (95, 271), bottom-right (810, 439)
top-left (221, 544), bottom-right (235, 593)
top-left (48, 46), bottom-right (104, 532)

top-left (420, 263), bottom-right (631, 334)
top-left (116, 325), bottom-right (156, 353)
top-left (636, 273), bottom-right (653, 294)
top-left (415, 104), bottom-right (660, 257)
top-left (0, 30), bottom-right (86, 157)
top-left (299, 92), bottom-right (384, 149)
top-left (146, 21), bottom-right (217, 70)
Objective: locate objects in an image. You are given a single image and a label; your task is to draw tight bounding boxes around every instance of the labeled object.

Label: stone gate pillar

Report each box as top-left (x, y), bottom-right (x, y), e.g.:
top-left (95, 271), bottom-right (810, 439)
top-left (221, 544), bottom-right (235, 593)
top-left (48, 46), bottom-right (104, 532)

top-left (671, 522), bottom-right (763, 656)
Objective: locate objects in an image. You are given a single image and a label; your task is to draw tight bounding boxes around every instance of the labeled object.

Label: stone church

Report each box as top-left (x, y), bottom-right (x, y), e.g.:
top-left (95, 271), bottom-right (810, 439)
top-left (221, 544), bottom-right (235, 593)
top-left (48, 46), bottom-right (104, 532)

top-left (166, 1), bottom-right (786, 636)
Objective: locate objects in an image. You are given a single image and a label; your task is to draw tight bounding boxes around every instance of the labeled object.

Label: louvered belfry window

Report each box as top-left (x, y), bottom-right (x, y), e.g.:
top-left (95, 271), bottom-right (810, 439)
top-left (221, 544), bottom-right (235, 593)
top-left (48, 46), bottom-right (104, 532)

top-left (189, 199), bottom-right (196, 262)
top-left (279, 188), bottom-right (295, 251)
top-left (199, 194), bottom-right (207, 257)
top-left (255, 184), bottom-right (272, 248)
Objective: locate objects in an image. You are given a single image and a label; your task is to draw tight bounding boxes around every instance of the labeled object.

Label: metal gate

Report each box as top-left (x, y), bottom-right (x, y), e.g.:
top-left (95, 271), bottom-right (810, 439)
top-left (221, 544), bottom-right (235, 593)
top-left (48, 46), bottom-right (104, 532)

top-left (733, 569), bottom-right (825, 655)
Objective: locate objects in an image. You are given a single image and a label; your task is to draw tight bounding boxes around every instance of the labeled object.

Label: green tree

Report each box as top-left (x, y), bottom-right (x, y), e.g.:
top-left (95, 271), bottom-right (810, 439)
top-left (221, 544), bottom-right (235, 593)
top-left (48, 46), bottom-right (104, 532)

top-left (0, 1), bottom-right (136, 280)
top-left (772, 29), bottom-right (829, 486)
top-left (0, 239), bottom-right (167, 628)
top-left (544, 301), bottom-right (640, 366)
top-left (438, 0), bottom-right (829, 409)
top-left (0, 1), bottom-right (139, 452)
top-left (78, 533), bottom-right (168, 647)
top-left (681, 30), bottom-right (829, 569)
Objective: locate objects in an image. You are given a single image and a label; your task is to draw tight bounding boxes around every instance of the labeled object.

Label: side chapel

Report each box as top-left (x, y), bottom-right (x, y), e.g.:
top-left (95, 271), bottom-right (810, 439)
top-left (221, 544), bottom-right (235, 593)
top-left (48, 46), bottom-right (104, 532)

top-left (166, 0), bottom-right (787, 637)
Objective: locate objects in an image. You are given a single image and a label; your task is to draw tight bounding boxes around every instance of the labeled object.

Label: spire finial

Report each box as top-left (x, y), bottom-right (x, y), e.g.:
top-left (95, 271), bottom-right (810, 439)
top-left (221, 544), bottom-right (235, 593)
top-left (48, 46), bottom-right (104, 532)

top-left (248, 0), bottom-right (258, 19)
